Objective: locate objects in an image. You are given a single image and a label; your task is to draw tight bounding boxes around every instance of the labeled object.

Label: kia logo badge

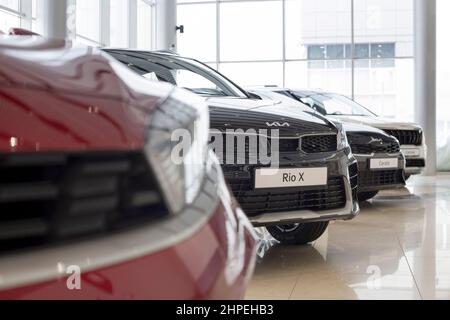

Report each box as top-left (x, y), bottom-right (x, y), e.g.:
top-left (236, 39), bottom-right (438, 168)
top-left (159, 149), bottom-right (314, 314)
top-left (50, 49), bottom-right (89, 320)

top-left (266, 122), bottom-right (290, 127)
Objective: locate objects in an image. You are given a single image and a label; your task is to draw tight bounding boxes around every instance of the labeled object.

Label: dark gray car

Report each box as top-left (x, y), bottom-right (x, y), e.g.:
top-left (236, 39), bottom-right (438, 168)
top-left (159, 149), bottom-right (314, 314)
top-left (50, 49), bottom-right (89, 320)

top-left (249, 89), bottom-right (407, 201)
top-left (104, 49), bottom-right (360, 245)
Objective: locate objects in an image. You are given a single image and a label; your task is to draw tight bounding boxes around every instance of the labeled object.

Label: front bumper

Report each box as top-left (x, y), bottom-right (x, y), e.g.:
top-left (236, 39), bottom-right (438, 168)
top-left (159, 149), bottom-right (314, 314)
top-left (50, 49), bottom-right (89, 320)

top-left (402, 145), bottom-right (426, 175)
top-left (0, 155), bottom-right (257, 300)
top-left (249, 175), bottom-right (358, 227)
top-left (223, 148), bottom-right (359, 227)
top-left (355, 153), bottom-right (406, 193)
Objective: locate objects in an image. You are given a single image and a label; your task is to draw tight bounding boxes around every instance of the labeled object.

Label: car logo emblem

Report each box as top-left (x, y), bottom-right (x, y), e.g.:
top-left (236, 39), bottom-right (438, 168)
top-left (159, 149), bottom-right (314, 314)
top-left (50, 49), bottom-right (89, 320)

top-left (266, 122), bottom-right (290, 127)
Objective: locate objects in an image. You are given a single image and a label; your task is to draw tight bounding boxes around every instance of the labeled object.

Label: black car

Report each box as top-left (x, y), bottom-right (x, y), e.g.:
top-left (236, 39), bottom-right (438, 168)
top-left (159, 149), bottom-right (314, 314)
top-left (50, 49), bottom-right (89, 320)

top-left (258, 88), bottom-right (425, 180)
top-left (338, 122), bottom-right (406, 201)
top-left (104, 49), bottom-right (359, 245)
top-left (250, 89), bottom-right (406, 201)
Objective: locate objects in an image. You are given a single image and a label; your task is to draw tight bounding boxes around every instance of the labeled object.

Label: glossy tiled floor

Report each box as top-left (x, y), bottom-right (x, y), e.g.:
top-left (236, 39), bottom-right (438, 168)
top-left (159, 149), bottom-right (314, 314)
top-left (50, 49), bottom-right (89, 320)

top-left (246, 175), bottom-right (450, 300)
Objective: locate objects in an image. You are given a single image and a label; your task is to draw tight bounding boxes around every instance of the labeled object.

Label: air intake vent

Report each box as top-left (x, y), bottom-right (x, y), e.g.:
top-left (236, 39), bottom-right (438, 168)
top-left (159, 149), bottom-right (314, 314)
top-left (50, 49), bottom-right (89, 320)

top-left (383, 130), bottom-right (423, 146)
top-left (347, 133), bottom-right (401, 155)
top-left (301, 135), bottom-right (338, 154)
top-left (358, 170), bottom-right (404, 188)
top-left (228, 176), bottom-right (346, 216)
top-left (406, 159), bottom-right (426, 168)
top-left (348, 163), bottom-right (359, 202)
top-left (0, 152), bottom-right (168, 253)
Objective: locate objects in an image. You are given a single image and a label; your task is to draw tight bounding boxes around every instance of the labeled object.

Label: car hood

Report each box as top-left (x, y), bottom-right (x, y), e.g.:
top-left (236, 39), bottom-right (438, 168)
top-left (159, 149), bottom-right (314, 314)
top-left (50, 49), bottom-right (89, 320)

top-left (206, 97), bottom-right (336, 136)
top-left (330, 115), bottom-right (422, 131)
top-left (0, 36), bottom-right (175, 153)
top-left (336, 121), bottom-right (390, 135)
top-left (0, 36), bottom-right (173, 100)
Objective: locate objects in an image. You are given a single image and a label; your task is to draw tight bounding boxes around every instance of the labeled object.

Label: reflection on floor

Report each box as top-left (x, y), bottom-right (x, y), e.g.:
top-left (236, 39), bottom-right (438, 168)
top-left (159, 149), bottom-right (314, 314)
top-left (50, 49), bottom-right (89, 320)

top-left (246, 175), bottom-right (450, 300)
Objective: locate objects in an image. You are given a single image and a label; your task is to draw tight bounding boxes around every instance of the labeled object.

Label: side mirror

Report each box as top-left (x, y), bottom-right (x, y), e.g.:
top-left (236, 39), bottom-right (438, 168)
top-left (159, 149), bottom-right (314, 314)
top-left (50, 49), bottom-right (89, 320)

top-left (246, 91), bottom-right (262, 100)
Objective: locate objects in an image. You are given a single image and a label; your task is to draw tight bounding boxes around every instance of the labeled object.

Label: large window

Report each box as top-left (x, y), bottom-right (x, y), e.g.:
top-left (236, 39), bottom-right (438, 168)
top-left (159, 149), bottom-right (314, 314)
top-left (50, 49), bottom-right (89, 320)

top-left (437, 0), bottom-right (450, 171)
top-left (285, 0), bottom-right (351, 60)
top-left (177, 2), bottom-right (216, 61)
top-left (1, 0), bottom-right (154, 47)
top-left (0, 0), bottom-right (33, 32)
top-left (110, 0), bottom-right (129, 47)
top-left (220, 1), bottom-right (283, 62)
top-left (137, 0), bottom-right (153, 49)
top-left (177, 0), bottom-right (414, 121)
top-left (353, 0), bottom-right (414, 121)
top-left (76, 0), bottom-right (101, 45)
top-left (74, 0), bottom-right (154, 48)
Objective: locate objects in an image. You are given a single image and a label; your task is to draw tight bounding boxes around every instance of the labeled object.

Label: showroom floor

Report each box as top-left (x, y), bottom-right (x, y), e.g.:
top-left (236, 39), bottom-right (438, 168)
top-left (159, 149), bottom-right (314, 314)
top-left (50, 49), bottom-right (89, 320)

top-left (246, 174), bottom-right (450, 300)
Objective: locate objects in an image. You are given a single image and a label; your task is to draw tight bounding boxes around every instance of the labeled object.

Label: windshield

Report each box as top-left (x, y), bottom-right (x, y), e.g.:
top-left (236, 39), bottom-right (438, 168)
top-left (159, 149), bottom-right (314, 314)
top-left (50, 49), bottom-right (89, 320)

top-left (297, 92), bottom-right (376, 117)
top-left (105, 51), bottom-right (247, 98)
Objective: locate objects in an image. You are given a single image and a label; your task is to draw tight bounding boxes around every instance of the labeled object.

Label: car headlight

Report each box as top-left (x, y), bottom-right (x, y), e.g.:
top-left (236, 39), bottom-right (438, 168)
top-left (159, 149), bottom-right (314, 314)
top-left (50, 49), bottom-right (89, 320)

top-left (144, 88), bottom-right (209, 214)
top-left (335, 122), bottom-right (349, 150)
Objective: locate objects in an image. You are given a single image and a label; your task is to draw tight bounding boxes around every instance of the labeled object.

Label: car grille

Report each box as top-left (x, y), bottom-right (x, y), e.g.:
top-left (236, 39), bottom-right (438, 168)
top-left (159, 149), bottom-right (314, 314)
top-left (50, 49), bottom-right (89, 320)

top-left (358, 170), bottom-right (404, 188)
top-left (383, 130), bottom-right (423, 146)
top-left (0, 152), bottom-right (168, 253)
top-left (301, 135), bottom-right (338, 154)
top-left (227, 176), bottom-right (346, 216)
top-left (350, 143), bottom-right (400, 155)
top-left (218, 136), bottom-right (300, 154)
top-left (279, 138), bottom-right (300, 152)
top-left (347, 133), bottom-right (400, 155)
top-left (406, 159), bottom-right (426, 168)
top-left (212, 133), bottom-right (338, 164)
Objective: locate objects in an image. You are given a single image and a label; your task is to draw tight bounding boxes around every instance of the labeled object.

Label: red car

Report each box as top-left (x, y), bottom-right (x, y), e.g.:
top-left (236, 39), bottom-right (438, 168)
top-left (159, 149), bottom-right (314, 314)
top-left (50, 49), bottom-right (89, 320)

top-left (0, 37), bottom-right (256, 299)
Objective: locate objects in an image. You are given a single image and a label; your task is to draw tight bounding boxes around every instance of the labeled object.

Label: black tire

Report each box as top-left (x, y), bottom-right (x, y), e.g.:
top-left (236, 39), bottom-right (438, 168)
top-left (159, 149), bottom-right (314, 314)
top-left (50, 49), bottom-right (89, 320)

top-left (266, 222), bottom-right (329, 245)
top-left (358, 191), bottom-right (379, 202)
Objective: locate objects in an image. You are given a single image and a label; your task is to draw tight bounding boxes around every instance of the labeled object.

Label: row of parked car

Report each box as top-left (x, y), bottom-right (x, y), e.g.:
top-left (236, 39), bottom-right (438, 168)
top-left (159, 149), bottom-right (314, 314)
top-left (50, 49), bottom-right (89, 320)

top-left (0, 31), bottom-right (426, 299)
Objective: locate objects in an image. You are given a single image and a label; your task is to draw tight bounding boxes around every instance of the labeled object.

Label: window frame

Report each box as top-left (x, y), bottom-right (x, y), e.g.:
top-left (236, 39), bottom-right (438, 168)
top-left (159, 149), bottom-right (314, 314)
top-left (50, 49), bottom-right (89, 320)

top-left (177, 0), bottom-right (414, 100)
top-left (0, 0), bottom-right (33, 31)
top-left (73, 0), bottom-right (155, 48)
